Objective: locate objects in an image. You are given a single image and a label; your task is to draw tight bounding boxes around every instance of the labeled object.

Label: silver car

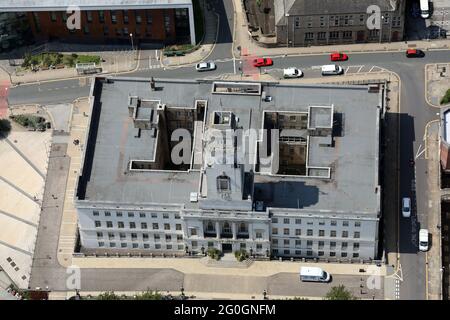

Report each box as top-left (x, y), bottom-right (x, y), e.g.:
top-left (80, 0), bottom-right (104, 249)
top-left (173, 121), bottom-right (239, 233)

top-left (195, 61), bottom-right (216, 72)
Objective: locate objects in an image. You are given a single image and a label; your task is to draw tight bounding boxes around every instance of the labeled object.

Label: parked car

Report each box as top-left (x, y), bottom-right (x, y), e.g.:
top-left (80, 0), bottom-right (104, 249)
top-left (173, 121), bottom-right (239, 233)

top-left (321, 64), bottom-right (344, 76)
top-left (402, 197), bottom-right (411, 218)
top-left (419, 229), bottom-right (429, 251)
top-left (253, 57), bottom-right (273, 67)
top-left (406, 49), bottom-right (425, 58)
top-left (195, 61), bottom-right (216, 71)
top-left (283, 67), bottom-right (303, 78)
top-left (330, 52), bottom-right (348, 61)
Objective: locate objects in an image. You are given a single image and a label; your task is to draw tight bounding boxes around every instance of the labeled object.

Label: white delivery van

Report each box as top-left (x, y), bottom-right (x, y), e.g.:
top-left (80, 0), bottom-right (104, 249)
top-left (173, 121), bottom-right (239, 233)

top-left (321, 64), bottom-right (343, 76)
top-left (420, 0), bottom-right (430, 19)
top-left (300, 267), bottom-right (331, 282)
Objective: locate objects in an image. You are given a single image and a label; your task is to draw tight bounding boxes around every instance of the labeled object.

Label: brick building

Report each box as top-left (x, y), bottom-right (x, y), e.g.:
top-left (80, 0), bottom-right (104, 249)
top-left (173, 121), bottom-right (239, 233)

top-left (274, 0), bottom-right (406, 47)
top-left (0, 0), bottom-right (196, 46)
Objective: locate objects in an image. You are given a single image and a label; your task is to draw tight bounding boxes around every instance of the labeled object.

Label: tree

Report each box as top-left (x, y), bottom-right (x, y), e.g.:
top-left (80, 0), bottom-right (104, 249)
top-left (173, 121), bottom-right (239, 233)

top-left (324, 285), bottom-right (357, 300)
top-left (135, 290), bottom-right (163, 300)
top-left (96, 291), bottom-right (121, 300)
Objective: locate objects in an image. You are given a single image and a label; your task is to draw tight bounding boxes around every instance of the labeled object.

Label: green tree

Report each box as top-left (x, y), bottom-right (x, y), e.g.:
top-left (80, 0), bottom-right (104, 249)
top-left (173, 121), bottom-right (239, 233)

top-left (97, 291), bottom-right (121, 300)
top-left (135, 290), bottom-right (163, 300)
top-left (324, 285), bottom-right (357, 300)
top-left (441, 89), bottom-right (450, 105)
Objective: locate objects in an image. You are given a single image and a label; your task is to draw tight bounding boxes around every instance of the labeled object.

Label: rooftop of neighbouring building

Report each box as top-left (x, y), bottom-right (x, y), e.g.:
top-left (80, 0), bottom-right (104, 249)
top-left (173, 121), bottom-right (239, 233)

top-left (0, 0), bottom-right (192, 11)
top-left (75, 77), bottom-right (382, 216)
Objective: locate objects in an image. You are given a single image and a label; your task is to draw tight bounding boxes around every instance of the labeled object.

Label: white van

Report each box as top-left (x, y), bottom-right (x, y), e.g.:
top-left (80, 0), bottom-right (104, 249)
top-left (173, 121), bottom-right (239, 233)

top-left (420, 0), bottom-right (430, 19)
top-left (300, 267), bottom-right (331, 283)
top-left (402, 197), bottom-right (411, 218)
top-left (321, 64), bottom-right (343, 76)
top-left (419, 229), bottom-right (429, 251)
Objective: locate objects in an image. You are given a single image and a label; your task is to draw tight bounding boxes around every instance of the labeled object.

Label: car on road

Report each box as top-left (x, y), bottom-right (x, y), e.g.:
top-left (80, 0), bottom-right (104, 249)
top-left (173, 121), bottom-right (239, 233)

top-left (406, 49), bottom-right (425, 58)
top-left (330, 52), bottom-right (348, 61)
top-left (195, 61), bottom-right (216, 72)
top-left (300, 267), bottom-right (331, 283)
top-left (419, 229), bottom-right (429, 251)
top-left (402, 197), bottom-right (411, 218)
top-left (321, 64), bottom-right (344, 76)
top-left (253, 57), bottom-right (273, 67)
top-left (283, 67), bottom-right (303, 78)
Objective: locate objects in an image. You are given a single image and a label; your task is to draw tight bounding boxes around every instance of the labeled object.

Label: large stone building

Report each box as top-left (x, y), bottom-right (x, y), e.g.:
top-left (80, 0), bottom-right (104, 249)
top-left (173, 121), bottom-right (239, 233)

top-left (274, 0), bottom-right (406, 46)
top-left (75, 77), bottom-right (383, 262)
top-left (0, 0), bottom-right (196, 45)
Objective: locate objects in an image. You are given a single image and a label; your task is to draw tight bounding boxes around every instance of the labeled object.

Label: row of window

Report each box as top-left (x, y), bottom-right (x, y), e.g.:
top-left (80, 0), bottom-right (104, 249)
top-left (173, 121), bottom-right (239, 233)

top-left (93, 211), bottom-right (180, 219)
top-left (273, 249), bottom-right (360, 258)
top-left (98, 241), bottom-right (184, 250)
top-left (293, 14), bottom-right (401, 28)
top-left (272, 239), bottom-right (360, 251)
top-left (50, 10), bottom-right (155, 25)
top-left (272, 217), bottom-right (361, 227)
top-left (78, 25), bottom-right (153, 38)
top-left (97, 232), bottom-right (183, 242)
top-left (272, 228), bottom-right (360, 238)
top-left (189, 241), bottom-right (264, 251)
top-left (94, 220), bottom-right (182, 231)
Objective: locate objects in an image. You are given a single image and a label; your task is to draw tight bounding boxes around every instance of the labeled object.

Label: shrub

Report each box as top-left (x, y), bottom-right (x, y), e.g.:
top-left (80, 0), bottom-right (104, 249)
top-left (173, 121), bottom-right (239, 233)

top-left (441, 89), bottom-right (450, 105)
top-left (207, 248), bottom-right (221, 260)
top-left (324, 285), bottom-right (357, 300)
top-left (234, 249), bottom-right (249, 262)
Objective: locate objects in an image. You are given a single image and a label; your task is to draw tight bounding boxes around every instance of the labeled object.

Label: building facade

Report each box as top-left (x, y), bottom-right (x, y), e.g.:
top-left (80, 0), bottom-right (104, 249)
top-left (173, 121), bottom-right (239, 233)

top-left (0, 0), bottom-right (196, 45)
top-left (274, 0), bottom-right (406, 47)
top-left (75, 77), bottom-right (383, 262)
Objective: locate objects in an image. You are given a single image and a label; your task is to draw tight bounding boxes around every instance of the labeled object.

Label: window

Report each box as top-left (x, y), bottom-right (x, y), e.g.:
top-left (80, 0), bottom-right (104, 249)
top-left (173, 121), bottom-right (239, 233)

top-left (295, 240), bottom-right (301, 247)
top-left (163, 213), bottom-right (169, 219)
top-left (110, 242), bottom-right (116, 248)
top-left (96, 232), bottom-right (103, 238)
top-left (330, 251), bottom-right (336, 257)
top-left (256, 232), bottom-right (262, 239)
top-left (175, 214), bottom-right (181, 219)
top-left (98, 241), bottom-right (104, 247)
top-left (355, 221), bottom-right (361, 227)
top-left (343, 221), bottom-right (349, 227)
top-left (95, 221), bottom-right (101, 228)
top-left (135, 10), bottom-right (142, 24)
top-left (152, 223), bottom-right (159, 230)
top-left (108, 233), bottom-right (115, 240)
top-left (342, 231), bottom-right (348, 238)
top-left (330, 241), bottom-right (336, 249)
top-left (318, 241), bottom-right (324, 249)
top-left (319, 230), bottom-right (325, 237)
top-left (93, 211), bottom-right (99, 216)
top-left (283, 218), bottom-right (290, 224)
top-left (343, 31), bottom-right (352, 39)
top-left (341, 242), bottom-right (348, 250)
top-left (284, 249), bottom-right (290, 255)
top-left (319, 221), bottom-right (325, 226)
top-left (116, 212), bottom-right (122, 217)
top-left (106, 221), bottom-right (113, 228)
top-left (295, 229), bottom-right (301, 236)
top-left (177, 235), bottom-right (183, 241)
top-left (307, 250), bottom-right (313, 256)
top-left (151, 213), bottom-right (158, 218)
top-left (307, 240), bottom-right (313, 248)
top-left (178, 245), bottom-right (184, 250)
top-left (320, 16), bottom-right (325, 27)
top-left (165, 235), bottom-right (171, 241)
top-left (295, 219), bottom-right (301, 224)
top-left (154, 234), bottom-right (160, 241)
top-left (240, 243), bottom-right (246, 249)
top-left (307, 229), bottom-right (313, 236)
top-left (146, 11), bottom-right (153, 24)
top-left (123, 10), bottom-right (129, 24)
top-left (272, 228), bottom-right (278, 235)
top-left (353, 253), bottom-right (359, 258)
top-left (144, 244), bottom-right (150, 249)
top-left (50, 12), bottom-right (57, 22)
top-left (190, 228), bottom-right (197, 236)
top-left (176, 224), bottom-right (182, 231)
top-left (121, 243), bottom-right (127, 248)
top-left (273, 249), bottom-right (279, 255)
top-left (128, 212), bottom-right (134, 218)
top-left (284, 228), bottom-right (290, 235)
top-left (284, 239), bottom-right (290, 246)
top-left (329, 31), bottom-right (339, 39)
top-left (129, 222), bottom-right (136, 229)
top-left (143, 234), bottom-right (149, 241)
top-left (141, 222), bottom-right (148, 229)
top-left (105, 211), bottom-right (111, 217)
top-left (155, 244), bottom-right (161, 249)
top-left (295, 17), bottom-right (300, 28)
top-left (217, 175), bottom-right (231, 192)
top-left (354, 232), bottom-right (360, 239)
top-left (111, 10), bottom-right (117, 24)
top-left (307, 221), bottom-right (313, 226)
top-left (353, 243), bottom-right (360, 251)
top-left (341, 252), bottom-right (348, 257)
top-left (164, 223), bottom-right (170, 230)
top-left (330, 230), bottom-right (336, 237)
top-left (304, 32), bottom-right (314, 41)
top-left (86, 11), bottom-right (93, 23)
top-left (118, 222), bottom-right (124, 228)
top-left (120, 233), bottom-right (126, 240)
top-left (98, 11), bottom-right (105, 23)
top-left (191, 241), bottom-right (198, 249)
top-left (318, 251), bottom-right (324, 256)
top-left (331, 220), bottom-right (337, 226)
top-left (272, 217), bottom-right (278, 223)
top-left (140, 213), bottom-right (146, 218)
top-left (295, 250), bottom-right (301, 255)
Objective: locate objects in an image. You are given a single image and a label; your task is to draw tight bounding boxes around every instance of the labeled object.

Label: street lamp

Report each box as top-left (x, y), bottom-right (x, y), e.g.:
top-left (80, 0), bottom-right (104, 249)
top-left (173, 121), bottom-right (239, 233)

top-left (379, 15), bottom-right (384, 43)
top-left (129, 33), bottom-right (134, 51)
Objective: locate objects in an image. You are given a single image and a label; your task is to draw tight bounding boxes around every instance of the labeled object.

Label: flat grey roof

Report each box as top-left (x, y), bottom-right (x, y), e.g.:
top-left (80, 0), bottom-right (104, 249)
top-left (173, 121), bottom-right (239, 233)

top-left (0, 0), bottom-right (192, 11)
top-left (77, 78), bottom-right (381, 215)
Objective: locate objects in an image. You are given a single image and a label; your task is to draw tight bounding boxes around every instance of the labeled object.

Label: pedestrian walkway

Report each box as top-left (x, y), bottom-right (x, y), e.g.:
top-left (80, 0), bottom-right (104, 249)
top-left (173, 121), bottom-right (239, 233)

top-left (161, 0), bottom-right (219, 68)
top-left (232, 0), bottom-right (450, 59)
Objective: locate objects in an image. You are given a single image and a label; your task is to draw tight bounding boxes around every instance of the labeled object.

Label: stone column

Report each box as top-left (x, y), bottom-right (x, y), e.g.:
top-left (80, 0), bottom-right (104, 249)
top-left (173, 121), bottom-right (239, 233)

top-left (232, 222), bottom-right (237, 240)
top-left (188, 4), bottom-right (196, 45)
top-left (216, 221), bottom-right (220, 239)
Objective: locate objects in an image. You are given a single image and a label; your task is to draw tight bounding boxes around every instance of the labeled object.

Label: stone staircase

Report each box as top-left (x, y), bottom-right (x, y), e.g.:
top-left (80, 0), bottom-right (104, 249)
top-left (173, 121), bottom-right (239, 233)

top-left (201, 253), bottom-right (254, 268)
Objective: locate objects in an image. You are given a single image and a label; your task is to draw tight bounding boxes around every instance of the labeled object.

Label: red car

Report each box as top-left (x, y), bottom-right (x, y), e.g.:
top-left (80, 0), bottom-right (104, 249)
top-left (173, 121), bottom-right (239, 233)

top-left (330, 52), bottom-right (348, 61)
top-left (253, 57), bottom-right (273, 67)
top-left (406, 49), bottom-right (425, 58)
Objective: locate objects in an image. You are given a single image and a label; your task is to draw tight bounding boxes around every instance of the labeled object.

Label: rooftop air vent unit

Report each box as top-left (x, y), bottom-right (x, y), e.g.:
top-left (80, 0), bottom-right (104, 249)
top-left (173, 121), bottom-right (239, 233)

top-left (190, 192), bottom-right (198, 203)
